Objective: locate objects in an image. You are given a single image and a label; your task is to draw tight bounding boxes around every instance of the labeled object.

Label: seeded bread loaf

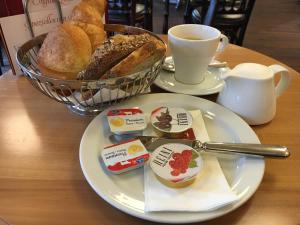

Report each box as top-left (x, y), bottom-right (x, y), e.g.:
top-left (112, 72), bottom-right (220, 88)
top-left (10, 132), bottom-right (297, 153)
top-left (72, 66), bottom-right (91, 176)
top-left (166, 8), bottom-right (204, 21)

top-left (80, 33), bottom-right (153, 80)
top-left (103, 36), bottom-right (166, 78)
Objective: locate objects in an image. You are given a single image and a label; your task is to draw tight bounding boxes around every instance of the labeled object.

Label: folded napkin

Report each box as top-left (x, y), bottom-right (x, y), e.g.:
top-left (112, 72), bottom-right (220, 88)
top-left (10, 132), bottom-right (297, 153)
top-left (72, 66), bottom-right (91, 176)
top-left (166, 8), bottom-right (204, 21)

top-left (37, 77), bottom-right (150, 106)
top-left (144, 110), bottom-right (239, 212)
top-left (75, 87), bottom-right (151, 106)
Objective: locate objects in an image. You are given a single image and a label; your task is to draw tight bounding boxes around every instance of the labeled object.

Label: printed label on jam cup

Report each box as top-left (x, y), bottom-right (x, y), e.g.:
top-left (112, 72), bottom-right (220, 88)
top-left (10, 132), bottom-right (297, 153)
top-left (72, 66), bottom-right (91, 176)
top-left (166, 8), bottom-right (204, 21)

top-left (151, 107), bottom-right (193, 134)
top-left (107, 108), bottom-right (147, 134)
top-left (150, 143), bottom-right (203, 183)
top-left (101, 139), bottom-right (150, 174)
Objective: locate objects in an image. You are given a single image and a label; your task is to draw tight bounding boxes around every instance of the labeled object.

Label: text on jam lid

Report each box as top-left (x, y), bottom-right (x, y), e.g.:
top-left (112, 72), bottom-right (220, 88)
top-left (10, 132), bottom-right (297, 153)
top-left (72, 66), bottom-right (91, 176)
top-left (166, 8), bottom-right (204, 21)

top-left (150, 107), bottom-right (193, 134)
top-left (101, 139), bottom-right (150, 174)
top-left (107, 108), bottom-right (147, 134)
top-left (150, 143), bottom-right (203, 183)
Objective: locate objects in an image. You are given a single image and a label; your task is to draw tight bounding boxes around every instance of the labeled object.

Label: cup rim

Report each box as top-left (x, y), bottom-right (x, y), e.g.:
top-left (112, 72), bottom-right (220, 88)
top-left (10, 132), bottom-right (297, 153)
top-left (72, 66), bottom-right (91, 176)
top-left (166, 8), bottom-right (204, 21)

top-left (168, 24), bottom-right (221, 42)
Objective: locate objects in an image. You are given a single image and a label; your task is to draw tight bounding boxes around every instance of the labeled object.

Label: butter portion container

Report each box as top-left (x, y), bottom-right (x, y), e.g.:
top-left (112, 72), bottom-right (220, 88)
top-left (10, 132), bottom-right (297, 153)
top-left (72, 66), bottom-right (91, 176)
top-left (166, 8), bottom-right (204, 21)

top-left (150, 107), bottom-right (193, 137)
top-left (101, 139), bottom-right (150, 174)
top-left (150, 143), bottom-right (203, 188)
top-left (107, 108), bottom-right (147, 134)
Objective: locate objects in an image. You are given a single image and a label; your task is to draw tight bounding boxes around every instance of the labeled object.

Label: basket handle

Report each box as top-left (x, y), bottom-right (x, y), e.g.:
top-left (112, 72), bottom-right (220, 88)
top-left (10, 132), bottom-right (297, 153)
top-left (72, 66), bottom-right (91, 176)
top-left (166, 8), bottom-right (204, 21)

top-left (23, 0), bottom-right (64, 38)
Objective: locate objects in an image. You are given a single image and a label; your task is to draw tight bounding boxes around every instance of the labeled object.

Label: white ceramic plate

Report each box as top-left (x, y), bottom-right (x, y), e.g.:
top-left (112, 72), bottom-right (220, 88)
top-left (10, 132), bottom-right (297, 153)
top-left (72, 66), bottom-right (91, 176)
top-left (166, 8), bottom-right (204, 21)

top-left (154, 57), bottom-right (228, 95)
top-left (79, 93), bottom-right (265, 223)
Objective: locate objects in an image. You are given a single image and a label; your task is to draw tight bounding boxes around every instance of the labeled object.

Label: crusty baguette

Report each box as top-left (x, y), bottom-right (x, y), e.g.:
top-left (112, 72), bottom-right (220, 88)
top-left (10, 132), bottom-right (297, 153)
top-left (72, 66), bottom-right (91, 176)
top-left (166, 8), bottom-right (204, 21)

top-left (103, 36), bottom-right (166, 78)
top-left (80, 33), bottom-right (152, 80)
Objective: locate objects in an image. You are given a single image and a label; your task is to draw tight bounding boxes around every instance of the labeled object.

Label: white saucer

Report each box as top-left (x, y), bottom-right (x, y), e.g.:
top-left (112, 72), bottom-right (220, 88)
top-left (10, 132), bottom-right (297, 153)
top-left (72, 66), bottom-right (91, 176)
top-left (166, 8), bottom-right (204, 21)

top-left (154, 58), bottom-right (228, 95)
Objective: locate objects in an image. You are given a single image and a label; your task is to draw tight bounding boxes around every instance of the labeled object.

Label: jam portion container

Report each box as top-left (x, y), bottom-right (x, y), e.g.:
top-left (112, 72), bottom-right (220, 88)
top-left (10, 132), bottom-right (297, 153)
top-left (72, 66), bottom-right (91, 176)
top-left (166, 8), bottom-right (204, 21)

top-left (150, 107), bottom-right (193, 137)
top-left (101, 139), bottom-right (150, 174)
top-left (150, 143), bottom-right (203, 188)
top-left (107, 108), bottom-right (147, 134)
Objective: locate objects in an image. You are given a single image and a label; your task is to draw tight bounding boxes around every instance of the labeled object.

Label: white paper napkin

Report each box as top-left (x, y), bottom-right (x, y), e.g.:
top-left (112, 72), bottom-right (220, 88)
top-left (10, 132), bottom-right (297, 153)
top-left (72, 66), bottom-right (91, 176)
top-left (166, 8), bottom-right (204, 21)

top-left (38, 80), bottom-right (151, 106)
top-left (144, 110), bottom-right (239, 212)
top-left (75, 87), bottom-right (151, 106)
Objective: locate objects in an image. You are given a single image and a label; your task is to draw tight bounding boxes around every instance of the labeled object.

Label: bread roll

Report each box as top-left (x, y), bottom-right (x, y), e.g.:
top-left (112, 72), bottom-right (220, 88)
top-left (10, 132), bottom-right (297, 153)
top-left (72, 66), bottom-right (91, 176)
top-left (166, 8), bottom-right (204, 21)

top-left (38, 62), bottom-right (77, 80)
top-left (37, 23), bottom-right (92, 80)
top-left (82, 0), bottom-right (106, 16)
top-left (66, 21), bottom-right (106, 51)
top-left (70, 2), bottom-right (103, 28)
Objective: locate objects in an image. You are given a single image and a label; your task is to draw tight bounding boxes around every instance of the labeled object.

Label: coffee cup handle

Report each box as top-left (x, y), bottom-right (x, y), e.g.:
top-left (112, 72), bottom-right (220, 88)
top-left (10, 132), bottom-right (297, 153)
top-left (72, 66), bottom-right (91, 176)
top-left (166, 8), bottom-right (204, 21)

top-left (216, 34), bottom-right (229, 53)
top-left (268, 65), bottom-right (292, 98)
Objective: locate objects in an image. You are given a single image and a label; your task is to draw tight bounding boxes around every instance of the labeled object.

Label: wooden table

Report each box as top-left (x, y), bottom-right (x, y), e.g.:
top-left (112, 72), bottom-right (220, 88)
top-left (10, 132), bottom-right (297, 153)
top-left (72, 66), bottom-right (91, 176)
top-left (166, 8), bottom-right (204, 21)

top-left (0, 44), bottom-right (299, 225)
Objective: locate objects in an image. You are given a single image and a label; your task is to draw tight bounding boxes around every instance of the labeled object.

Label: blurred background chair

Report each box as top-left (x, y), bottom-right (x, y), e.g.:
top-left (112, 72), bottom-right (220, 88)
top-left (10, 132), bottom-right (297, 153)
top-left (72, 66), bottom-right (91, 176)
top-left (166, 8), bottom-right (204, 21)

top-left (163, 0), bottom-right (214, 34)
top-left (108, 0), bottom-right (153, 31)
top-left (184, 0), bottom-right (256, 45)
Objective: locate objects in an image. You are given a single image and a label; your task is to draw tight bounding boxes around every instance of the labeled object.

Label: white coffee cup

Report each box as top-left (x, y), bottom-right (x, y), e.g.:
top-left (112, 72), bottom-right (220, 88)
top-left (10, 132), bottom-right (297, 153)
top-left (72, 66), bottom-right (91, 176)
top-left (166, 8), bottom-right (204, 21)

top-left (168, 24), bottom-right (228, 84)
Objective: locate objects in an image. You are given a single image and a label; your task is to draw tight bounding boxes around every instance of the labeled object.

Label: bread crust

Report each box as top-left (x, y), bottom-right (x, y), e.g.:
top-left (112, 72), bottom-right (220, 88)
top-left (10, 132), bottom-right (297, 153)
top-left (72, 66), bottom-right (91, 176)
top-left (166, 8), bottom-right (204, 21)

top-left (38, 61), bottom-right (77, 80)
top-left (104, 36), bottom-right (166, 78)
top-left (37, 23), bottom-right (92, 77)
top-left (67, 21), bottom-right (106, 51)
top-left (82, 0), bottom-right (106, 16)
top-left (36, 0), bottom-right (166, 82)
top-left (70, 2), bottom-right (103, 28)
top-left (81, 34), bottom-right (153, 80)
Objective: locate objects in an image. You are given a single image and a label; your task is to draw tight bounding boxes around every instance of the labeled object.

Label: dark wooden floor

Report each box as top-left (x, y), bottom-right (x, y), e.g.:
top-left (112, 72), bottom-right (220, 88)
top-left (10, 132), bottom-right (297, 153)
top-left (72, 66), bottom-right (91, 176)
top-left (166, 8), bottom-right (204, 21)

top-left (153, 0), bottom-right (300, 72)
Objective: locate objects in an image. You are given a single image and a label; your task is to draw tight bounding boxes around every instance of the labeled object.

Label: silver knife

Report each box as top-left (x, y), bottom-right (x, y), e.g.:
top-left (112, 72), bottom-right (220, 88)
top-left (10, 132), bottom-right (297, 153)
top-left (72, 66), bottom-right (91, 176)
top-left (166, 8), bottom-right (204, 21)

top-left (111, 135), bottom-right (290, 158)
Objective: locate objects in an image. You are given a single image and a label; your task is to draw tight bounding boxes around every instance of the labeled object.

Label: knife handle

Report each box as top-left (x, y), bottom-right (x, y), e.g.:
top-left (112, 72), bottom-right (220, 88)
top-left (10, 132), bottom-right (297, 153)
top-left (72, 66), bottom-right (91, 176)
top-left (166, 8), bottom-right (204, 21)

top-left (200, 142), bottom-right (290, 157)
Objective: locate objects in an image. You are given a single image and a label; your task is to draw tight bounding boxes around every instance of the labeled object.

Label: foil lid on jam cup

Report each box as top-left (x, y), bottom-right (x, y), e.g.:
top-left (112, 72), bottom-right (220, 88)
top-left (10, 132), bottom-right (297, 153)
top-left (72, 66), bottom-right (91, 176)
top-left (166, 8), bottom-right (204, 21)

top-left (107, 108), bottom-right (147, 134)
top-left (150, 107), bottom-right (193, 136)
top-left (150, 143), bottom-right (203, 186)
top-left (101, 139), bottom-right (150, 174)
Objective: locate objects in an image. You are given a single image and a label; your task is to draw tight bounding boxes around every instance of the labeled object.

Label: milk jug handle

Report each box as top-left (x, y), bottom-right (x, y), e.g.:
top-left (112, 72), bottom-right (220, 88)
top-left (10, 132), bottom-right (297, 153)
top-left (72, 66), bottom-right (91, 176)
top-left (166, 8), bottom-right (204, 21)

top-left (268, 65), bottom-right (292, 98)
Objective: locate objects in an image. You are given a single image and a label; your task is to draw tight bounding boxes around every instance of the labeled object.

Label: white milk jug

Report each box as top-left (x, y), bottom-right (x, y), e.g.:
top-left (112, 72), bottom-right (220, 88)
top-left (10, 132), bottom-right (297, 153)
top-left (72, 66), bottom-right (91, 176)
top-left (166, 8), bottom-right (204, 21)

top-left (217, 63), bottom-right (291, 125)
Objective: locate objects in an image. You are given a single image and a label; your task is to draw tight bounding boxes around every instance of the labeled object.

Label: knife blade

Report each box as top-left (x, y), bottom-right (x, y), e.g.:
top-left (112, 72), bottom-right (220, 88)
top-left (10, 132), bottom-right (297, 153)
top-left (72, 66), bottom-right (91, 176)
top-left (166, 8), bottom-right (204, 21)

top-left (130, 136), bottom-right (289, 158)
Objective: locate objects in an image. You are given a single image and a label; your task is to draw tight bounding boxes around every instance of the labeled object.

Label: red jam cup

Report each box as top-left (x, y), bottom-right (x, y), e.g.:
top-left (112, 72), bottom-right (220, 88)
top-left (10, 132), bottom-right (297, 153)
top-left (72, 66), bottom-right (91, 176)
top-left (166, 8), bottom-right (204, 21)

top-left (150, 143), bottom-right (203, 188)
